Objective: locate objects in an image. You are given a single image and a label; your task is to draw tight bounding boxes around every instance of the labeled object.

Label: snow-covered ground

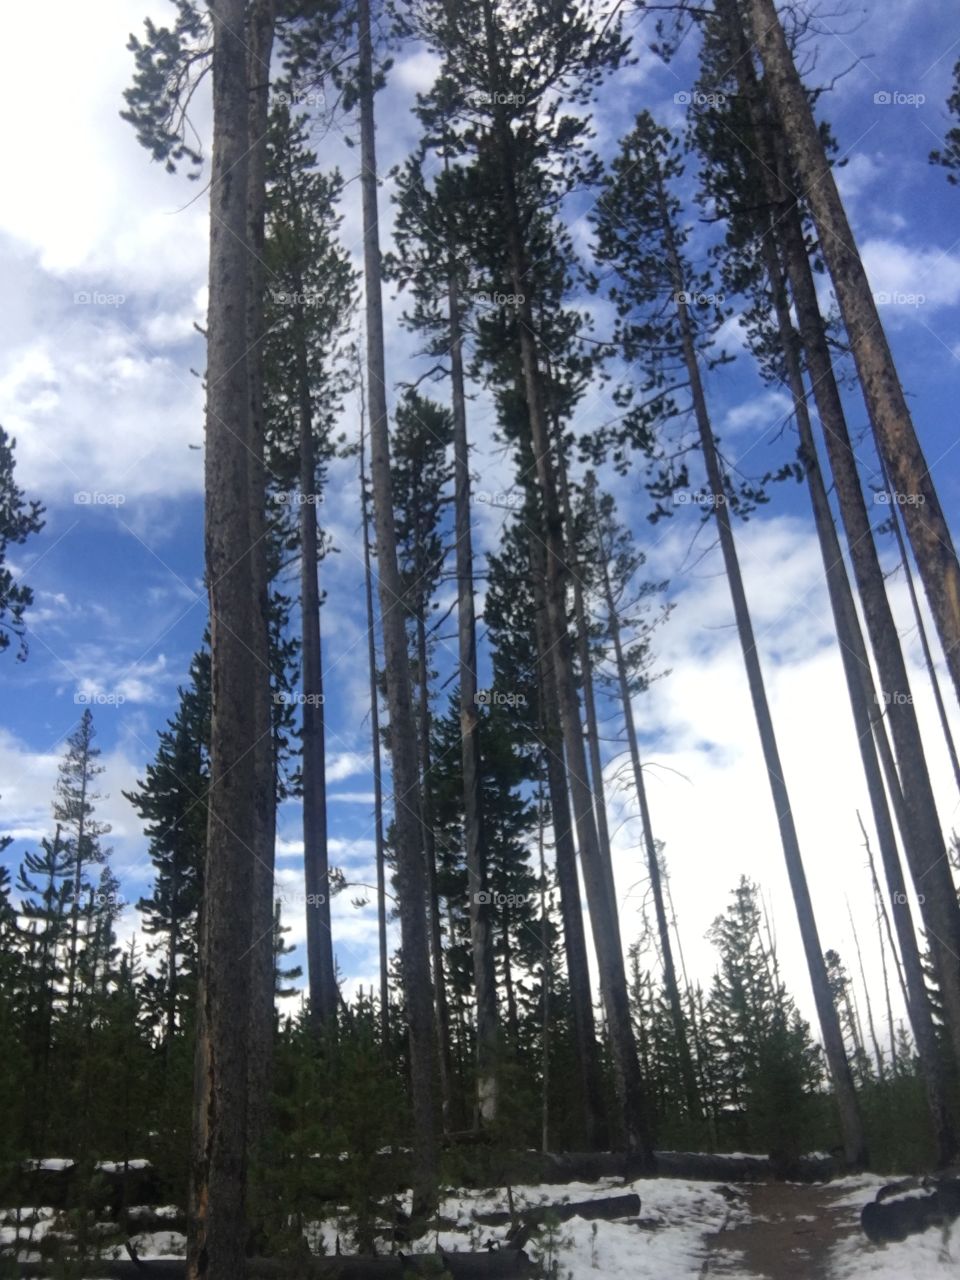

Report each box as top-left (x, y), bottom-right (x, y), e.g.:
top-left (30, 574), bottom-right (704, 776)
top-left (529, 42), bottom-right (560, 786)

top-left (825, 1174), bottom-right (957, 1279)
top-left (2, 1170), bottom-right (958, 1276)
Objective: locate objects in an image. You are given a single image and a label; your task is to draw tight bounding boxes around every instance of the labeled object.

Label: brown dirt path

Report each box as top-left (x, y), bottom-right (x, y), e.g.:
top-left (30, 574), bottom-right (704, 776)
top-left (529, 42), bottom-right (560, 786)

top-left (701, 1182), bottom-right (858, 1278)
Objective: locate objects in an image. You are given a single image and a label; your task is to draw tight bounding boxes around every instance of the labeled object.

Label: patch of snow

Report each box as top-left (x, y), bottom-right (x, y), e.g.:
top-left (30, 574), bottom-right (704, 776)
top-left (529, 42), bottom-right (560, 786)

top-left (126, 1198), bottom-right (181, 1218)
top-left (106, 1229), bottom-right (186, 1259)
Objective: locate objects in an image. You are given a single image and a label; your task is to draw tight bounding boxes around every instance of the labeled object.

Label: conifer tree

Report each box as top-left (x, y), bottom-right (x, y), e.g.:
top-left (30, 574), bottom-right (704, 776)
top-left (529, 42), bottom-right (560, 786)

top-left (264, 102), bottom-right (356, 1035)
top-left (593, 111), bottom-right (865, 1165)
top-left (125, 648), bottom-right (210, 1046)
top-left (54, 709), bottom-right (112, 1016)
top-left (0, 426), bottom-right (45, 659)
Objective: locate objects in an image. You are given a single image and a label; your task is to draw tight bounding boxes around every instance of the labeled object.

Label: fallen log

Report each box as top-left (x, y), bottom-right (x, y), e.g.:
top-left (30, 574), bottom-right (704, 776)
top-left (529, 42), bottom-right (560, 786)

top-left (5, 1249), bottom-right (536, 1278)
top-left (473, 1192), bottom-right (641, 1228)
top-left (861, 1178), bottom-right (960, 1244)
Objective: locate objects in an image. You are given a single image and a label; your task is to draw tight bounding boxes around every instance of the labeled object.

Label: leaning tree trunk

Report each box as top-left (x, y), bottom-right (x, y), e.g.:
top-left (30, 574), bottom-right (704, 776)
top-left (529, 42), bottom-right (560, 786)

top-left (770, 160), bottom-right (960, 1090)
top-left (357, 0), bottom-right (439, 1215)
top-left (447, 260), bottom-right (499, 1127)
top-left (552, 420), bottom-right (622, 959)
top-left (657, 171), bottom-right (867, 1167)
top-left (747, 187), bottom-right (958, 1157)
top-left (595, 523), bottom-right (702, 1124)
top-left (480, 0), bottom-right (654, 1161)
top-left (359, 413), bottom-right (390, 1052)
top-left (244, 0), bottom-right (278, 1179)
top-left (297, 301), bottom-right (338, 1034)
top-left (189, 1), bottom-right (258, 1274)
top-left (744, 0), bottom-right (960, 709)
top-left (878, 452), bottom-right (960, 795)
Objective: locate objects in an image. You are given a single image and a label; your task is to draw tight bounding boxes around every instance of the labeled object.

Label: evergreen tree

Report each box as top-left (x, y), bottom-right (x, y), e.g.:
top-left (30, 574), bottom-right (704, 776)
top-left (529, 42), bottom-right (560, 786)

top-left (0, 427), bottom-right (45, 659)
top-left (125, 648), bottom-right (210, 1045)
top-left (53, 710), bottom-right (112, 1015)
top-left (706, 878), bottom-right (822, 1163)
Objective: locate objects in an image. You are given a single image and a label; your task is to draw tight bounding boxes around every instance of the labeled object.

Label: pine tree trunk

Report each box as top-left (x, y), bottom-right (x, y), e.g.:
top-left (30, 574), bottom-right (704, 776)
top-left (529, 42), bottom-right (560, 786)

top-left (596, 526), bottom-right (702, 1123)
top-left (771, 170), bottom-right (960, 1091)
top-left (748, 194), bottom-right (957, 1157)
top-left (297, 306), bottom-right (338, 1033)
top-left (447, 264), bottom-right (499, 1127)
top-left (745, 0), bottom-right (960, 708)
top-left (531, 539), bottom-right (607, 1151)
top-left (480, 0), bottom-right (654, 1159)
top-left (657, 173), bottom-right (867, 1167)
top-left (878, 452), bottom-right (960, 794)
top-left (357, 0), bottom-right (439, 1214)
top-left (244, 0), bottom-right (278, 1179)
top-left (359, 414), bottom-right (390, 1053)
top-left (415, 605), bottom-right (454, 1128)
top-left (552, 418), bottom-right (621, 956)
top-left (189, 2), bottom-right (257, 1273)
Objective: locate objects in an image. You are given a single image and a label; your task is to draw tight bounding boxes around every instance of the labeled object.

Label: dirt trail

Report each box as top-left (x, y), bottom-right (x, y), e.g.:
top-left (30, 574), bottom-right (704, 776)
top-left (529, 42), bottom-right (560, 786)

top-left (701, 1182), bottom-right (858, 1279)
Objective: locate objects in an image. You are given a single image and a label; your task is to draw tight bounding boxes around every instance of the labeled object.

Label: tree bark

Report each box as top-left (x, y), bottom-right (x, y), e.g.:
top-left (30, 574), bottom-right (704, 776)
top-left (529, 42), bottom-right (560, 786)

top-left (531, 537), bottom-right (607, 1151)
top-left (189, 1), bottom-right (257, 1274)
top-left (297, 304), bottom-right (338, 1033)
top-left (745, 0), bottom-right (960, 708)
top-left (448, 263), bottom-right (499, 1127)
top-left (357, 0), bottom-right (439, 1213)
top-left (244, 0), bottom-right (278, 1177)
top-left (359, 411), bottom-right (390, 1052)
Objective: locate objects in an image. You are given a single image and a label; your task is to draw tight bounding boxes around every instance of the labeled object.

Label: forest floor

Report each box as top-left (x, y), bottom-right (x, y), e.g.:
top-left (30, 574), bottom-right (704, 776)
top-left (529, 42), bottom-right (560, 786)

top-left (3, 1169), bottom-right (959, 1276)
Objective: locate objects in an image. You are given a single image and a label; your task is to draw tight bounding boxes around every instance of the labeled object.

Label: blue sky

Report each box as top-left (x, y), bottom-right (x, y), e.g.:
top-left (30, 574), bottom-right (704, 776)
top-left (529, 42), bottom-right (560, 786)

top-left (1, 0), bottom-right (959, 1027)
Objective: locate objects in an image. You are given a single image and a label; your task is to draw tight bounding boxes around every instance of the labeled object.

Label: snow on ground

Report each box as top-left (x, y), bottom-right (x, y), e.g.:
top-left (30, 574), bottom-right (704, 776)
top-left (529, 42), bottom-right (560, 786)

top-left (824, 1175), bottom-right (958, 1278)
